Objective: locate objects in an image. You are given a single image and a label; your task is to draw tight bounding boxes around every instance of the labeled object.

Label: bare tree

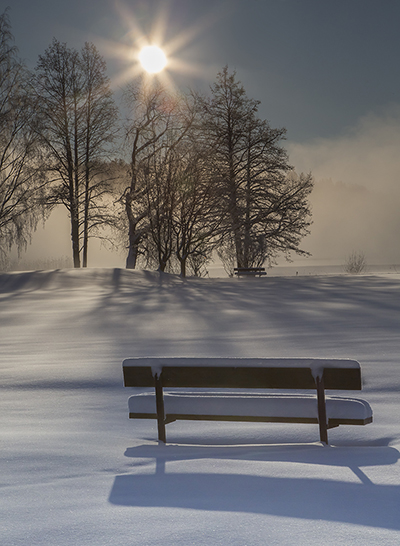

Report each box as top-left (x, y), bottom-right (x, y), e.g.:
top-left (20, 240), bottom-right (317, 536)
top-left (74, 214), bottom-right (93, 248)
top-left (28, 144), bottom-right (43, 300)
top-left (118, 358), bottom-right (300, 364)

top-left (142, 92), bottom-right (220, 276)
top-left (122, 70), bottom-right (312, 276)
top-left (80, 42), bottom-right (118, 266)
top-left (201, 67), bottom-right (313, 269)
top-left (34, 39), bottom-right (117, 267)
top-left (0, 10), bottom-right (44, 260)
top-left (122, 82), bottom-right (199, 272)
top-left (145, 145), bottom-right (178, 272)
top-left (122, 81), bottom-right (171, 269)
top-left (172, 135), bottom-right (223, 277)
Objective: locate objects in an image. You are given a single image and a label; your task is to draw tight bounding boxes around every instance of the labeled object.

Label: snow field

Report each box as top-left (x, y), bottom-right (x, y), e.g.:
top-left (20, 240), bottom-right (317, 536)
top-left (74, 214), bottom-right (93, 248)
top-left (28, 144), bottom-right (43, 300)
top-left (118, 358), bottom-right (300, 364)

top-left (1, 268), bottom-right (400, 545)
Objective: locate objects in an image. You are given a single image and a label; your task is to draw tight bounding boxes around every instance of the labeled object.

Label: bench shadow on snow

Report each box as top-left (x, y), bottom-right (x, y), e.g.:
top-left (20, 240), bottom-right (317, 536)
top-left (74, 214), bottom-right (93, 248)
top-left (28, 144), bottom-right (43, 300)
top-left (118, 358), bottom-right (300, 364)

top-left (109, 442), bottom-right (400, 530)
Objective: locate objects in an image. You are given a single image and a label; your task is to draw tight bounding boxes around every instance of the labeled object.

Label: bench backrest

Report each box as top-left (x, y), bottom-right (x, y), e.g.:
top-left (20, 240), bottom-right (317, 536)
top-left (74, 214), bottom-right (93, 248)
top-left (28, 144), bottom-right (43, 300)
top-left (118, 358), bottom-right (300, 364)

top-left (122, 357), bottom-right (362, 390)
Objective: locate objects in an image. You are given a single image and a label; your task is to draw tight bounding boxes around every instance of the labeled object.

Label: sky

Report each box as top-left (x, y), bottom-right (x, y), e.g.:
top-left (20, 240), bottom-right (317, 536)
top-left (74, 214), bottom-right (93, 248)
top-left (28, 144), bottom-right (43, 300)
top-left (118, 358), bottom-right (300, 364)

top-left (5, 0), bottom-right (400, 142)
top-left (3, 0), bottom-right (400, 267)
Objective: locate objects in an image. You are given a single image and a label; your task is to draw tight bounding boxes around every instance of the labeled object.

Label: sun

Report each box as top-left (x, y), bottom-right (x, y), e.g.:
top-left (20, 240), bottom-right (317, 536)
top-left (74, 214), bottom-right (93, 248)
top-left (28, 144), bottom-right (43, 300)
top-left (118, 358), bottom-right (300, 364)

top-left (98, 2), bottom-right (227, 89)
top-left (139, 45), bottom-right (167, 74)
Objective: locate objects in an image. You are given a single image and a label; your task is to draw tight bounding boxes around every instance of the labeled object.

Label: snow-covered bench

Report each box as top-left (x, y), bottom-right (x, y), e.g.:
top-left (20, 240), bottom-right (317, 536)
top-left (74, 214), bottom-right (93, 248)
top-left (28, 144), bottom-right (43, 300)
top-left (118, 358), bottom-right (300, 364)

top-left (234, 267), bottom-right (267, 277)
top-left (122, 357), bottom-right (373, 444)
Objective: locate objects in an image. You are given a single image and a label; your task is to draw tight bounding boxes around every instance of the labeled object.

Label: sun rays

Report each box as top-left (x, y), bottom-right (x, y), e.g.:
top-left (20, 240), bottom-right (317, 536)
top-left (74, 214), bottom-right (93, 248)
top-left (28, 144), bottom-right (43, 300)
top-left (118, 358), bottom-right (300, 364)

top-left (96, 1), bottom-right (226, 91)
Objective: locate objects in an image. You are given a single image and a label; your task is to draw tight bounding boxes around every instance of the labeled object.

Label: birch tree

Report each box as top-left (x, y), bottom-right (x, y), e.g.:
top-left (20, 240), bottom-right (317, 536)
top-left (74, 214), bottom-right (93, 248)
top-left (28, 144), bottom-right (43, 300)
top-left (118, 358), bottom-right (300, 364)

top-left (0, 11), bottom-right (44, 261)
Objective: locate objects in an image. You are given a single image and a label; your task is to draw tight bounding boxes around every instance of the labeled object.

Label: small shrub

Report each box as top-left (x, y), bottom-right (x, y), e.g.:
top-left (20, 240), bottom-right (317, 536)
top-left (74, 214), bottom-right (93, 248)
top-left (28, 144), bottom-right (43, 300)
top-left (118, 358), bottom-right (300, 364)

top-left (344, 251), bottom-right (367, 274)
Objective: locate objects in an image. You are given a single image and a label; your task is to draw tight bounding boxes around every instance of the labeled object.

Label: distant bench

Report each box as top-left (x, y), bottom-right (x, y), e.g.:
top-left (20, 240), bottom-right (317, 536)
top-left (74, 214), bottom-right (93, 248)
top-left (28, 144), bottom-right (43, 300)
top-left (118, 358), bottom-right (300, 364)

top-left (122, 357), bottom-right (372, 445)
top-left (234, 267), bottom-right (267, 277)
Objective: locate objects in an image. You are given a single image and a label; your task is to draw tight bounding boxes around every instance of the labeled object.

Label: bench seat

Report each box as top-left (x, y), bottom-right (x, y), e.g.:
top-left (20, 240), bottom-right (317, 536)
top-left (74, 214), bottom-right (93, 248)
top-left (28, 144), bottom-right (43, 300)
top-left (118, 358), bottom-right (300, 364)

top-left (128, 391), bottom-right (373, 426)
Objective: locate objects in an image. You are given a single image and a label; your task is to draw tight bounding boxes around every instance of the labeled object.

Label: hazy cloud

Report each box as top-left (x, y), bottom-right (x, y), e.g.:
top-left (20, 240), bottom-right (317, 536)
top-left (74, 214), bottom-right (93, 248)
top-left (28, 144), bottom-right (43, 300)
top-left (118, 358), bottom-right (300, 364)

top-left (288, 105), bottom-right (400, 264)
top-left (288, 104), bottom-right (400, 195)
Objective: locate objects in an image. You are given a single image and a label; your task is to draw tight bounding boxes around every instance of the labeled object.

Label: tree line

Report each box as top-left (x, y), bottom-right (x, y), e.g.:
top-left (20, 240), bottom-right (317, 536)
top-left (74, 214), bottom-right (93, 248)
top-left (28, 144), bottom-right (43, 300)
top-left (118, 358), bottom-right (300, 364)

top-left (0, 11), bottom-right (313, 276)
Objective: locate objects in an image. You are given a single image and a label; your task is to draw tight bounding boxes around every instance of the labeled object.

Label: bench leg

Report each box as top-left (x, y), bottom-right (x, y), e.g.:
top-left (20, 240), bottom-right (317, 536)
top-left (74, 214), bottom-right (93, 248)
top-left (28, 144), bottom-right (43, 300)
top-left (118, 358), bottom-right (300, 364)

top-left (316, 376), bottom-right (328, 444)
top-left (155, 375), bottom-right (166, 443)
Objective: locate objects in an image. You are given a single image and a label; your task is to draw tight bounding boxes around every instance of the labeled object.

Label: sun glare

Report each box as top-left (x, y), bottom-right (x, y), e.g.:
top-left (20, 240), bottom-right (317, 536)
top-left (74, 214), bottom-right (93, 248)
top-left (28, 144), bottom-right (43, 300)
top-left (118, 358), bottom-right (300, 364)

top-left (97, 2), bottom-right (226, 90)
top-left (139, 45), bottom-right (167, 74)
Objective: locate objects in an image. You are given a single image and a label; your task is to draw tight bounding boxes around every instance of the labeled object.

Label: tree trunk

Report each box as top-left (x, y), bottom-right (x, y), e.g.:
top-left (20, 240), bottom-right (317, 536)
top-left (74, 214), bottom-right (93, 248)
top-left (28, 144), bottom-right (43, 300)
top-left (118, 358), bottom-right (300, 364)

top-left (126, 230), bottom-right (139, 269)
top-left (158, 253), bottom-right (169, 272)
top-left (71, 207), bottom-right (81, 268)
top-left (125, 190), bottom-right (139, 269)
top-left (243, 140), bottom-right (252, 269)
top-left (82, 181), bottom-right (89, 267)
top-left (82, 149), bottom-right (90, 268)
top-left (66, 133), bottom-right (80, 268)
top-left (82, 236), bottom-right (88, 268)
top-left (179, 257), bottom-right (186, 277)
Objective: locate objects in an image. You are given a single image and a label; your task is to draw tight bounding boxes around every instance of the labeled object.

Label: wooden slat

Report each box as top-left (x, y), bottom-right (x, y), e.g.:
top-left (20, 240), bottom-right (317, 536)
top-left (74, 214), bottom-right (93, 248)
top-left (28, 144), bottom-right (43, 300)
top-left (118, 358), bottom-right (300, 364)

top-left (123, 364), bottom-right (362, 390)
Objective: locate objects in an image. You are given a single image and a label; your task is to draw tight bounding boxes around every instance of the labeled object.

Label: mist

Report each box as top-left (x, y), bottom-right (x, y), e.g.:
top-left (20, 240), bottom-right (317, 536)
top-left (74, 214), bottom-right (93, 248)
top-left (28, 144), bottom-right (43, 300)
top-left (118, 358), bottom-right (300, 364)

top-left (6, 207), bottom-right (125, 271)
top-left (6, 106), bottom-right (400, 273)
top-left (288, 104), bottom-right (400, 265)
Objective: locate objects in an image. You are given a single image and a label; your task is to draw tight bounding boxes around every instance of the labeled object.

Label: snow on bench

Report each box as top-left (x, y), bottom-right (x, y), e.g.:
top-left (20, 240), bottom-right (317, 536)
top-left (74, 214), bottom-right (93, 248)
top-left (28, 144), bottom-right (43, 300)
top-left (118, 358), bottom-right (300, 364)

top-left (128, 392), bottom-right (372, 422)
top-left (122, 357), bottom-right (373, 444)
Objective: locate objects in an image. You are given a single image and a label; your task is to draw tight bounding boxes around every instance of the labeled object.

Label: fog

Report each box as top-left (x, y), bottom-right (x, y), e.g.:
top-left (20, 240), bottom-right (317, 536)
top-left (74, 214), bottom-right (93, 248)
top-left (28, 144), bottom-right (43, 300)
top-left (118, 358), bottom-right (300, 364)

top-left (7, 207), bottom-right (125, 271)
top-left (288, 104), bottom-right (400, 265)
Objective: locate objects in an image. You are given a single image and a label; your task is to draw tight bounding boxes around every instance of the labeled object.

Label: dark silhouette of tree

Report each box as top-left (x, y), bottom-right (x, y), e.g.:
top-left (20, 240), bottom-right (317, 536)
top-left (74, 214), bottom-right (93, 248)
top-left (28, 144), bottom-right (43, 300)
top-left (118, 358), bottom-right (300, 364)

top-left (121, 69), bottom-right (312, 276)
top-left (122, 81), bottom-right (171, 270)
top-left (80, 42), bottom-right (118, 267)
top-left (34, 39), bottom-right (117, 267)
top-left (122, 81), bottom-right (205, 274)
top-left (0, 10), bottom-right (45, 262)
top-left (172, 130), bottom-right (223, 277)
top-left (201, 67), bottom-right (313, 271)
top-left (144, 142), bottom-right (178, 273)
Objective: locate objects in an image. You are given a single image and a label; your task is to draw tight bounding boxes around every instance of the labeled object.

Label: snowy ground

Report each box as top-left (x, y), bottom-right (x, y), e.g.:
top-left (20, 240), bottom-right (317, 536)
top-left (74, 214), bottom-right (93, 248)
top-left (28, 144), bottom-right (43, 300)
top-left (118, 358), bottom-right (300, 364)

top-left (1, 268), bottom-right (400, 545)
